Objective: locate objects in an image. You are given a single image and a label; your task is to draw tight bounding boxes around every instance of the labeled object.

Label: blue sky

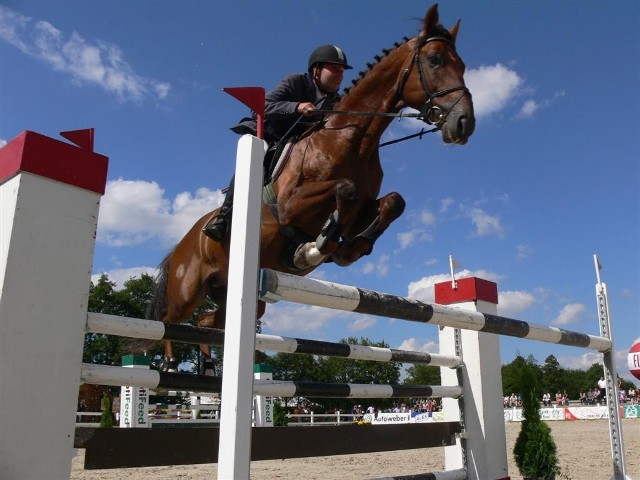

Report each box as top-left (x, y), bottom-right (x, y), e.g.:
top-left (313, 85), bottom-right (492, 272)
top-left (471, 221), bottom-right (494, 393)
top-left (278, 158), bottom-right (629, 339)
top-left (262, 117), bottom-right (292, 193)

top-left (2, 1), bottom-right (638, 382)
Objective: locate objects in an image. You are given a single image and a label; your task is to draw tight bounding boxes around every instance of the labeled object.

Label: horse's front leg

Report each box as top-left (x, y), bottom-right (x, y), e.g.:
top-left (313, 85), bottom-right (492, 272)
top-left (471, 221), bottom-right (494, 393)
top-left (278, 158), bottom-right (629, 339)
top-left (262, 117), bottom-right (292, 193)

top-left (163, 340), bottom-right (178, 372)
top-left (332, 191), bottom-right (406, 267)
top-left (279, 179), bottom-right (358, 269)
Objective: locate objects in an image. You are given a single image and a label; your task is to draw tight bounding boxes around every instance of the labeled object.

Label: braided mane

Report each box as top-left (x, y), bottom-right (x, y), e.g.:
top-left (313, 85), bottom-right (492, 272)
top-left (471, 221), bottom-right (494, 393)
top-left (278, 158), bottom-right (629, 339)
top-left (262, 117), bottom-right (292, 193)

top-left (341, 24), bottom-right (454, 97)
top-left (342, 36), bottom-right (411, 96)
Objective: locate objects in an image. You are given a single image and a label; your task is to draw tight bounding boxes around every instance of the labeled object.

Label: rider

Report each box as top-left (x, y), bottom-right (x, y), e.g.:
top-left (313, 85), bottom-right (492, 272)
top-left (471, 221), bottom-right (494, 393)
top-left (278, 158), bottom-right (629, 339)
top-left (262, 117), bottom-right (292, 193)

top-left (202, 45), bottom-right (352, 242)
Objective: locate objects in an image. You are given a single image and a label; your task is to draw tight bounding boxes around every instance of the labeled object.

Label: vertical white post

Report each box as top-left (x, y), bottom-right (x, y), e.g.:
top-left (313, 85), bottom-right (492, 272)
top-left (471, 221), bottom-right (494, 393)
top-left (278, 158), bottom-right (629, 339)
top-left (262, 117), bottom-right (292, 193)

top-left (436, 277), bottom-right (508, 480)
top-left (253, 363), bottom-right (274, 427)
top-left (0, 130), bottom-right (107, 479)
top-left (119, 355), bottom-right (151, 428)
top-left (217, 135), bottom-right (266, 480)
top-left (593, 255), bottom-right (627, 480)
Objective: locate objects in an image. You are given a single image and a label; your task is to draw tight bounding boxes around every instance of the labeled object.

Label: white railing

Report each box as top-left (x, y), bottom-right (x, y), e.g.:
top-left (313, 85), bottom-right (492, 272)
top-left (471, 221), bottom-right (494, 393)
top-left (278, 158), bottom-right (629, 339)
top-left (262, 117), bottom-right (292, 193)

top-left (286, 412), bottom-right (363, 425)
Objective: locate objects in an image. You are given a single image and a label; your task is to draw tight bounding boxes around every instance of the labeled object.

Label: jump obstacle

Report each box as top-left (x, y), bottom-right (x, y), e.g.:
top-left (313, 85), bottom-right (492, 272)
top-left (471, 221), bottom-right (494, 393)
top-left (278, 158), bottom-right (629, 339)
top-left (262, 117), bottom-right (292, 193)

top-left (0, 129), bottom-right (628, 480)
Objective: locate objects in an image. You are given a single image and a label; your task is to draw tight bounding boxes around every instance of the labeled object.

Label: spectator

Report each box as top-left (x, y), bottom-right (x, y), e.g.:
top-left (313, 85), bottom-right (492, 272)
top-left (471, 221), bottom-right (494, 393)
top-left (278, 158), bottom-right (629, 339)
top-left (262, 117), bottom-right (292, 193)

top-left (555, 391), bottom-right (563, 407)
top-left (598, 376), bottom-right (607, 400)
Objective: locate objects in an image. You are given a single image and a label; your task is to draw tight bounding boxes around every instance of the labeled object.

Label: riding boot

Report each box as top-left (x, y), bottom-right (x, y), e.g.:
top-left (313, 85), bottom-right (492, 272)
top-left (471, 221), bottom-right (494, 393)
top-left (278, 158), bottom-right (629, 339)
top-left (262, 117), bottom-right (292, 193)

top-left (203, 176), bottom-right (235, 241)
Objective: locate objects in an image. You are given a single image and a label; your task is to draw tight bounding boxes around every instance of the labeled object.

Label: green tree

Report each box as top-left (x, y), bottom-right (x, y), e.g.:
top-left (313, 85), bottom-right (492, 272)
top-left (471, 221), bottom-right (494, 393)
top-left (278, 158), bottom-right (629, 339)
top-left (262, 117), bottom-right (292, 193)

top-left (404, 364), bottom-right (441, 386)
top-left (541, 355), bottom-right (563, 396)
top-left (269, 351), bottom-right (320, 382)
top-left (85, 273), bottom-right (202, 369)
top-left (584, 362), bottom-right (604, 391)
top-left (84, 274), bottom-right (128, 365)
top-left (501, 354), bottom-right (540, 397)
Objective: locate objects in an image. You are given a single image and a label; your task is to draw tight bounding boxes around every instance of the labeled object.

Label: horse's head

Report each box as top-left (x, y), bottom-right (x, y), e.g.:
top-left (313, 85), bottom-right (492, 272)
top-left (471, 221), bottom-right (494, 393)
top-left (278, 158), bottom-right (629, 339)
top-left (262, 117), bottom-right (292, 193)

top-left (398, 4), bottom-right (475, 144)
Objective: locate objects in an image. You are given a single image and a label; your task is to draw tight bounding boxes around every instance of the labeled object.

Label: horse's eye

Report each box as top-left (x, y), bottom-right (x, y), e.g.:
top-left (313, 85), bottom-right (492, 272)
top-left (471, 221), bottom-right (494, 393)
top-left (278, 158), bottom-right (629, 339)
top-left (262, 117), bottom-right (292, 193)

top-left (427, 54), bottom-right (443, 68)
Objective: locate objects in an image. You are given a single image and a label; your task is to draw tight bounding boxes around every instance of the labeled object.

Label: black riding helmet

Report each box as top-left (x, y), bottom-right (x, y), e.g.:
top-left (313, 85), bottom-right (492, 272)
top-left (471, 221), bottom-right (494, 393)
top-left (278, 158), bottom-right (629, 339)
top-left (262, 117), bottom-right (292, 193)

top-left (308, 45), bottom-right (353, 73)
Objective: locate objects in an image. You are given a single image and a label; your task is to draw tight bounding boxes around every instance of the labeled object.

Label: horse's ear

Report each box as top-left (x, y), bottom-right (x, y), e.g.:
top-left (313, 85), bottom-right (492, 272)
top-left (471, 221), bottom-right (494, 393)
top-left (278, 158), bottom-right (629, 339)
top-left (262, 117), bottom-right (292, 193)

top-left (423, 3), bottom-right (440, 34)
top-left (450, 19), bottom-right (461, 41)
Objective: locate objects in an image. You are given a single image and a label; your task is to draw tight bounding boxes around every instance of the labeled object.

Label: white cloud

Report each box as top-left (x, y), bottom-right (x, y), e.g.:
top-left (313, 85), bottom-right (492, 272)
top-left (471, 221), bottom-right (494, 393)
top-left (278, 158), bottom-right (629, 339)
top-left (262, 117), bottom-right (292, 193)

top-left (97, 178), bottom-right (223, 246)
top-left (516, 243), bottom-right (533, 260)
top-left (464, 63), bottom-right (523, 118)
top-left (397, 337), bottom-right (438, 353)
top-left (348, 315), bottom-right (377, 332)
top-left (467, 207), bottom-right (506, 237)
top-left (517, 90), bottom-right (566, 119)
top-left (0, 138), bottom-right (7, 148)
top-left (359, 254), bottom-right (389, 277)
top-left (0, 6), bottom-right (170, 103)
top-left (518, 99), bottom-right (539, 118)
top-left (552, 303), bottom-right (585, 326)
top-left (260, 303), bottom-right (343, 335)
top-left (556, 348), bottom-right (632, 378)
top-left (440, 197), bottom-right (455, 213)
top-left (420, 209), bottom-right (436, 225)
top-left (498, 290), bottom-right (536, 318)
top-left (91, 266), bottom-right (158, 289)
top-left (397, 229), bottom-right (434, 249)
top-left (557, 351), bottom-right (602, 370)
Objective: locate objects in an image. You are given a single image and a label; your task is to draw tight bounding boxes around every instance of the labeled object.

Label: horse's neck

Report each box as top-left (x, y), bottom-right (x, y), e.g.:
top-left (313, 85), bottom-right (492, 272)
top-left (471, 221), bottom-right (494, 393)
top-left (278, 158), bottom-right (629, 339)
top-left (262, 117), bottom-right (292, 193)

top-left (327, 42), bottom-right (413, 152)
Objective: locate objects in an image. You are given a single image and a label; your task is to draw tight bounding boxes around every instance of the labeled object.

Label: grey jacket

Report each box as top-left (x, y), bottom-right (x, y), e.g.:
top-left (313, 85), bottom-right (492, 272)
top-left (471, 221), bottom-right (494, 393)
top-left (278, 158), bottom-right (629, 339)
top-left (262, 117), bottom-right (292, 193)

top-left (231, 72), bottom-right (340, 144)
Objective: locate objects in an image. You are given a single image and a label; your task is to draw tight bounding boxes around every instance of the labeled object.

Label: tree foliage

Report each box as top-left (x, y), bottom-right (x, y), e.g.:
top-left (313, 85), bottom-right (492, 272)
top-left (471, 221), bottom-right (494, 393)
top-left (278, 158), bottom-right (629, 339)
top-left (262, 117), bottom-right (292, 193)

top-left (404, 364), bottom-right (441, 385)
top-left (85, 272), bottom-right (205, 370)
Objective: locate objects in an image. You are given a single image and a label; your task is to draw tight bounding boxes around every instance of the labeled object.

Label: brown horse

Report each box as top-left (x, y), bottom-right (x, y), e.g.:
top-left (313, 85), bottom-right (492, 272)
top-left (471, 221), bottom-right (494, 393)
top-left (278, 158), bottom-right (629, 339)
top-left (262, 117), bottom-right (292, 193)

top-left (143, 4), bottom-right (475, 369)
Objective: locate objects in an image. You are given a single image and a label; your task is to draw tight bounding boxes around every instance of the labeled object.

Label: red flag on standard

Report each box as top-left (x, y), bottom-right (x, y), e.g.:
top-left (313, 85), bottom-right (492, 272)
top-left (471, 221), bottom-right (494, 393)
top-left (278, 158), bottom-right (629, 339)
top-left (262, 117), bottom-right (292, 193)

top-left (223, 87), bottom-right (266, 139)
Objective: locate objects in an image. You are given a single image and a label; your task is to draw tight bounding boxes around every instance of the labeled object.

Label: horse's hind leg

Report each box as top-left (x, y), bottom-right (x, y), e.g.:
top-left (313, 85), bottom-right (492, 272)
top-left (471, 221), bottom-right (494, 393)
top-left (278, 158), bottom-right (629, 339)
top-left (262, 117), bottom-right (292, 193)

top-left (195, 311), bottom-right (218, 375)
top-left (332, 191), bottom-right (405, 266)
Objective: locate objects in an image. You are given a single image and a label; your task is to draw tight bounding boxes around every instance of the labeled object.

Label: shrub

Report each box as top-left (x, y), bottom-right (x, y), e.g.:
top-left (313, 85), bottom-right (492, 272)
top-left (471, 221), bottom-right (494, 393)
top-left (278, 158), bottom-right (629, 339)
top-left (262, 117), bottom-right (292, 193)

top-left (99, 393), bottom-right (114, 428)
top-left (513, 365), bottom-right (560, 479)
top-left (273, 401), bottom-right (288, 426)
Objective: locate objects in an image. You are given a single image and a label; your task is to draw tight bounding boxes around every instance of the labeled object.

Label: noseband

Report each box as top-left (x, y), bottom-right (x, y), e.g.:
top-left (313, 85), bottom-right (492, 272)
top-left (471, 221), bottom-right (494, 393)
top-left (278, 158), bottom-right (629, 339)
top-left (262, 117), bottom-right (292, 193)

top-left (397, 35), bottom-right (469, 127)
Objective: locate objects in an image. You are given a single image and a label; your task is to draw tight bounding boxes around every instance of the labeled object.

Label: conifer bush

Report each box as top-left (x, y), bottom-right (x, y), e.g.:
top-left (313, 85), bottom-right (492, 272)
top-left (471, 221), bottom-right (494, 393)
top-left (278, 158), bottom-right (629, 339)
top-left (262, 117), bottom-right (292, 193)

top-left (513, 365), bottom-right (560, 479)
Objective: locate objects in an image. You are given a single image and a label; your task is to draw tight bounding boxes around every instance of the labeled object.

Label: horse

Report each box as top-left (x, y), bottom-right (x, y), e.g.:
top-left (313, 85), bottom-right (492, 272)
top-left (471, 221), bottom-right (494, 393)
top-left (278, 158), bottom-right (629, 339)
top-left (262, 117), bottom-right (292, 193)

top-left (140, 4), bottom-right (475, 370)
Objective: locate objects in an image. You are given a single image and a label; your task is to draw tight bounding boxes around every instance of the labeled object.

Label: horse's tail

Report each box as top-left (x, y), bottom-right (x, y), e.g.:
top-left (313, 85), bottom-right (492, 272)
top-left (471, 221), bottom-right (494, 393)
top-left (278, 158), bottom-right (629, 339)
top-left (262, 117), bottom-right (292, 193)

top-left (145, 249), bottom-right (173, 322)
top-left (126, 248), bottom-right (174, 354)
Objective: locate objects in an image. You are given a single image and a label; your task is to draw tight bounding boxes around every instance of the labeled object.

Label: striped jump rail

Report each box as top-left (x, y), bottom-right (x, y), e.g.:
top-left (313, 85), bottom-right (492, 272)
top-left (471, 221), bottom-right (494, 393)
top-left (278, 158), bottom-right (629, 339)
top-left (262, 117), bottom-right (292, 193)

top-left (87, 312), bottom-right (462, 368)
top-left (80, 363), bottom-right (463, 399)
top-left (259, 269), bottom-right (612, 352)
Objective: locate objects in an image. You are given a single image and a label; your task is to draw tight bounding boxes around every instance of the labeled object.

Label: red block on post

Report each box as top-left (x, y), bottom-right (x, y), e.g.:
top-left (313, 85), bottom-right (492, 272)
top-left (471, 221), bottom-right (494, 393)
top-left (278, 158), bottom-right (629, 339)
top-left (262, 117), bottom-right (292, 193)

top-left (0, 129), bottom-right (108, 195)
top-left (434, 277), bottom-right (498, 305)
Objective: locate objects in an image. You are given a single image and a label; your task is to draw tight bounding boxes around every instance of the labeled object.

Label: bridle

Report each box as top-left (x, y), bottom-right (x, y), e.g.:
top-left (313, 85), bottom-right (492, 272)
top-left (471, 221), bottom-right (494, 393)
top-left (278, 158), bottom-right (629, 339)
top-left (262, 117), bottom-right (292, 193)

top-left (396, 35), bottom-right (470, 127)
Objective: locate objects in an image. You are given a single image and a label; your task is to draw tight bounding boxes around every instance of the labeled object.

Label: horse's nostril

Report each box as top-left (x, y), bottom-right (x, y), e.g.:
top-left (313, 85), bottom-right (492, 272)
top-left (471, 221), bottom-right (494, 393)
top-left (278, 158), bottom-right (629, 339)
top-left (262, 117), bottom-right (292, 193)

top-left (458, 116), bottom-right (475, 137)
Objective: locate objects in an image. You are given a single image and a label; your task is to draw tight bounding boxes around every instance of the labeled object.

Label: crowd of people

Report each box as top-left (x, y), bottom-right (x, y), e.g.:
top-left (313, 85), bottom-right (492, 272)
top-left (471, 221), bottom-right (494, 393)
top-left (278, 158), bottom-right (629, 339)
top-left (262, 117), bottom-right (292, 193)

top-left (503, 378), bottom-right (638, 409)
top-left (351, 398), bottom-right (442, 418)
